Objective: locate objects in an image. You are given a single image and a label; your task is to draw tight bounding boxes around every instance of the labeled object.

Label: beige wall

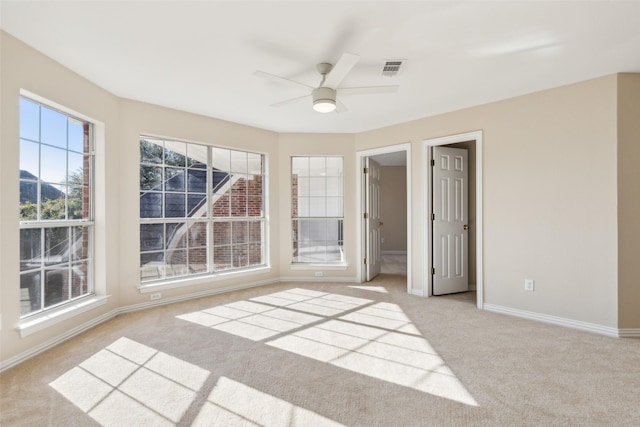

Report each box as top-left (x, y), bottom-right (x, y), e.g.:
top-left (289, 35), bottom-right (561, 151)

top-left (1, 32), bottom-right (121, 360)
top-left (356, 75), bottom-right (620, 327)
top-left (380, 166), bottom-right (407, 252)
top-left (617, 73), bottom-right (640, 330)
top-left (1, 30), bottom-right (637, 368)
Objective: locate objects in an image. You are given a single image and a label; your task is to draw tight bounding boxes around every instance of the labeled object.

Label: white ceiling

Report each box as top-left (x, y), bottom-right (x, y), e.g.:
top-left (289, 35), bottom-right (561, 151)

top-left (2, 1), bottom-right (639, 134)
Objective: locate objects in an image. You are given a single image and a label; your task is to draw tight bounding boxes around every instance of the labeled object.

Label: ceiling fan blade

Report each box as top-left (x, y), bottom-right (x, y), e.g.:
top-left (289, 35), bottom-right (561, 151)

top-left (254, 70), bottom-right (314, 90)
top-left (335, 99), bottom-right (348, 113)
top-left (337, 85), bottom-right (399, 96)
top-left (322, 53), bottom-right (360, 89)
top-left (270, 94), bottom-right (310, 108)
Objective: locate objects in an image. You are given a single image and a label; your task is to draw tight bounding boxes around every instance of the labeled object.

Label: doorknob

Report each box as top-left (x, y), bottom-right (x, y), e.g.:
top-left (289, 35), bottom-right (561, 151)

top-left (463, 224), bottom-right (469, 230)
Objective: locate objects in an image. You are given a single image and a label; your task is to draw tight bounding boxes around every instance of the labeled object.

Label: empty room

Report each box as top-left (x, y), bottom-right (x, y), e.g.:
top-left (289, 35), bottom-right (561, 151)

top-left (1, 1), bottom-right (639, 426)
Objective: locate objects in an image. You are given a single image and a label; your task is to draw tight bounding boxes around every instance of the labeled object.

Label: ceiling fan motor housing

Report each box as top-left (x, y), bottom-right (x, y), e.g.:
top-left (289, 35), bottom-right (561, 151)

top-left (312, 87), bottom-right (337, 112)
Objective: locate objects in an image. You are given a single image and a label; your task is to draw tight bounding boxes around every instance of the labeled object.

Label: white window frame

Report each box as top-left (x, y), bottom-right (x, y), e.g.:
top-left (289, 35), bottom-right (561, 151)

top-left (291, 156), bottom-right (345, 266)
top-left (139, 137), bottom-right (268, 286)
top-left (18, 95), bottom-right (96, 320)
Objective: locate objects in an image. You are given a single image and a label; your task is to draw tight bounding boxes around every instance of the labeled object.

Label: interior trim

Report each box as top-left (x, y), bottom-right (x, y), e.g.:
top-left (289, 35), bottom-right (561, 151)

top-left (484, 303), bottom-right (620, 338)
top-left (18, 296), bottom-right (110, 338)
top-left (618, 329), bottom-right (640, 338)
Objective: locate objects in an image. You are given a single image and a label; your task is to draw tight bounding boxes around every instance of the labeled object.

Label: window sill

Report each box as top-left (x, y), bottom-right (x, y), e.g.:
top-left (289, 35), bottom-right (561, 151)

top-left (289, 263), bottom-right (349, 271)
top-left (18, 295), bottom-right (110, 338)
top-left (138, 266), bottom-right (273, 293)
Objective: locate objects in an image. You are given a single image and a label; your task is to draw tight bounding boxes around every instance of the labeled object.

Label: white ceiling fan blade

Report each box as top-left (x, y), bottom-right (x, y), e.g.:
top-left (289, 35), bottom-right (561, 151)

top-left (335, 99), bottom-right (348, 113)
top-left (337, 85), bottom-right (399, 96)
top-left (270, 94), bottom-right (310, 108)
top-left (254, 70), bottom-right (314, 90)
top-left (322, 52), bottom-right (359, 89)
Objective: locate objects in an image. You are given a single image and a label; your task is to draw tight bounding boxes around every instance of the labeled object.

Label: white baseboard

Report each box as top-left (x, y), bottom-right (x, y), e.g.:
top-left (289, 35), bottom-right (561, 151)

top-left (0, 309), bottom-right (119, 373)
top-left (619, 328), bottom-right (640, 338)
top-left (483, 303), bottom-right (620, 338)
top-left (279, 276), bottom-right (357, 283)
top-left (120, 278), bottom-right (280, 315)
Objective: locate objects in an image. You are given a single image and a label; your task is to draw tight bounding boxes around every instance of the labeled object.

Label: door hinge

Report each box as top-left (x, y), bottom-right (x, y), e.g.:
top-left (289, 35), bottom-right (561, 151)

top-left (431, 267), bottom-right (435, 275)
top-left (431, 159), bottom-right (435, 166)
top-left (431, 213), bottom-right (435, 221)
top-left (364, 167), bottom-right (369, 174)
top-left (364, 258), bottom-right (368, 265)
top-left (364, 212), bottom-right (369, 219)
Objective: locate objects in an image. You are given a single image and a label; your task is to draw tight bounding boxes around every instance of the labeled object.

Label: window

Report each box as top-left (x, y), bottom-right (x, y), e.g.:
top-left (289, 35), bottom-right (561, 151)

top-left (19, 97), bottom-right (94, 317)
top-left (139, 138), bottom-right (266, 283)
top-left (291, 156), bottom-right (344, 263)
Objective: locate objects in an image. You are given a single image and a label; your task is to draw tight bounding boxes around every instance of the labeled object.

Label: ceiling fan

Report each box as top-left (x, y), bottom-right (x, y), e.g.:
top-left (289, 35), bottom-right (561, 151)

top-left (255, 53), bottom-right (399, 113)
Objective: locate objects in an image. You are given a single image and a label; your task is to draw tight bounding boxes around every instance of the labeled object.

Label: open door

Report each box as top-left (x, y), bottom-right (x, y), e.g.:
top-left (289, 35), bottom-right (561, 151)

top-left (365, 157), bottom-right (382, 281)
top-left (432, 146), bottom-right (469, 295)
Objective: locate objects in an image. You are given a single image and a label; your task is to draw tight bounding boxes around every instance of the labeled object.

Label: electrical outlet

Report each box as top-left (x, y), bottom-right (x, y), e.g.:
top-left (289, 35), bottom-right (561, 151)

top-left (524, 279), bottom-right (534, 292)
top-left (315, 271), bottom-right (323, 277)
top-left (150, 292), bottom-right (162, 301)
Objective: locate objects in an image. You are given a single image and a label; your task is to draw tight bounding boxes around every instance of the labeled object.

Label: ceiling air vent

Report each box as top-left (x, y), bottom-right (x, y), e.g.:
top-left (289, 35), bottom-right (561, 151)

top-left (381, 60), bottom-right (403, 77)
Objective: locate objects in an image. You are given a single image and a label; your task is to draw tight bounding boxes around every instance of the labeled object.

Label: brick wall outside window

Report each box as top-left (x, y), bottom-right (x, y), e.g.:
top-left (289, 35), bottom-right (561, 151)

top-left (140, 138), bottom-right (266, 283)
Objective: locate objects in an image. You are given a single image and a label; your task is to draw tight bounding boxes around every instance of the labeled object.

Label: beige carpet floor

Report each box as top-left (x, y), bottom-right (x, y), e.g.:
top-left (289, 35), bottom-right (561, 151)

top-left (1, 274), bottom-right (639, 426)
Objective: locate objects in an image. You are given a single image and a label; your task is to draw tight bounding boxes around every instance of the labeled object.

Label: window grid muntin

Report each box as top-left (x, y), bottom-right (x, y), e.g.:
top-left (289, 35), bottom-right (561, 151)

top-left (140, 138), bottom-right (209, 220)
top-left (19, 96), bottom-right (95, 318)
top-left (291, 156), bottom-right (344, 263)
top-left (139, 217), bottom-right (211, 282)
top-left (20, 100), bottom-right (94, 223)
top-left (140, 138), bottom-right (266, 283)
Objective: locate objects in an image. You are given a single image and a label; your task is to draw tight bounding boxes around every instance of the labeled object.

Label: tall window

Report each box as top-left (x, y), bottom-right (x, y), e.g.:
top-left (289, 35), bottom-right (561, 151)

top-left (19, 97), bottom-right (94, 317)
top-left (291, 156), bottom-right (344, 263)
top-left (139, 138), bottom-right (265, 282)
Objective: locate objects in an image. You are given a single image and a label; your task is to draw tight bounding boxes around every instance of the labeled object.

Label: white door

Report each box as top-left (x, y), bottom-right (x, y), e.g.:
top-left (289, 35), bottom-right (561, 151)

top-left (432, 146), bottom-right (469, 295)
top-left (365, 157), bottom-right (382, 281)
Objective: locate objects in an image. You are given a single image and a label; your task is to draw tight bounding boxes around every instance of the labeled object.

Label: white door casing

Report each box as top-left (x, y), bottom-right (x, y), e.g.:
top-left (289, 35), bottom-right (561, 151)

top-left (432, 146), bottom-right (468, 295)
top-left (365, 157), bottom-right (382, 281)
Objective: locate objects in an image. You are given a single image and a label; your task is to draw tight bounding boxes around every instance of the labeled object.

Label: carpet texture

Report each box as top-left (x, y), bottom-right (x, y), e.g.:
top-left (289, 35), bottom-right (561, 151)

top-left (1, 274), bottom-right (639, 426)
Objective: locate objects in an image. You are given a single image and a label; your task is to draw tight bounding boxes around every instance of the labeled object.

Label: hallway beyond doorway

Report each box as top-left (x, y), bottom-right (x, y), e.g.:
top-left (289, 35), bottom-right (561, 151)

top-left (381, 253), bottom-right (407, 275)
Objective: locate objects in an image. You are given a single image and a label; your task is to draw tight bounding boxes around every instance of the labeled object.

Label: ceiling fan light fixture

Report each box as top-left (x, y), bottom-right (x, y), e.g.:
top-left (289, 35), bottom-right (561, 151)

top-left (312, 87), bottom-right (337, 113)
top-left (313, 99), bottom-right (336, 113)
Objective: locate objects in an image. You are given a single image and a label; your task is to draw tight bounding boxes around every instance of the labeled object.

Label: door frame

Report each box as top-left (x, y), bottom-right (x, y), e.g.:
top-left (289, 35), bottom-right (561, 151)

top-left (424, 131), bottom-right (483, 309)
top-left (356, 143), bottom-right (412, 293)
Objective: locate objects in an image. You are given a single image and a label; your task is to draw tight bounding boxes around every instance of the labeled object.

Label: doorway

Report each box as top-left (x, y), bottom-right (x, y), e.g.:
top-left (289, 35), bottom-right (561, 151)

top-left (424, 132), bottom-right (483, 309)
top-left (356, 144), bottom-right (411, 293)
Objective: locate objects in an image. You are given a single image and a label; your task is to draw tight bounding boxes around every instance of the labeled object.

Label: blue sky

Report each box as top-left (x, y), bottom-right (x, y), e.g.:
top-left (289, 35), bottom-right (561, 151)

top-left (20, 97), bottom-right (85, 186)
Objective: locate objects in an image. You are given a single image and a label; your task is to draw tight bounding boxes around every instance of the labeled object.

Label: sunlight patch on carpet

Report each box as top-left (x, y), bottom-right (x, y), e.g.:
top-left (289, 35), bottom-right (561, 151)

top-left (50, 337), bottom-right (210, 426)
top-left (177, 288), bottom-right (478, 407)
top-left (348, 285), bottom-right (389, 293)
top-left (176, 288), bottom-right (372, 341)
top-left (192, 376), bottom-right (344, 427)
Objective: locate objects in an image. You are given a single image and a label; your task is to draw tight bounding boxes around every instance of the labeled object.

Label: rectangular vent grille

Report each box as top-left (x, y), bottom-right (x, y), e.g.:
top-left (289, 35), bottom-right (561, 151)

top-left (382, 60), bottom-right (403, 77)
